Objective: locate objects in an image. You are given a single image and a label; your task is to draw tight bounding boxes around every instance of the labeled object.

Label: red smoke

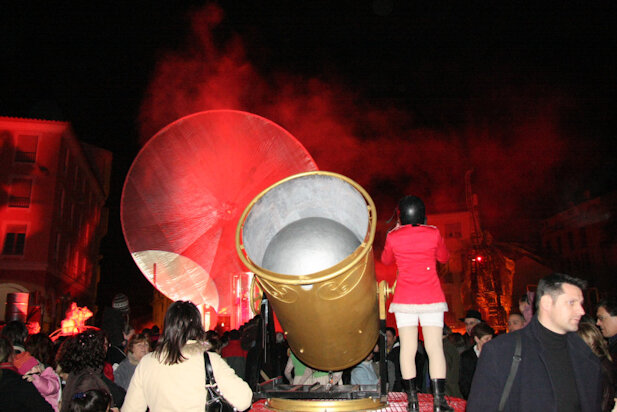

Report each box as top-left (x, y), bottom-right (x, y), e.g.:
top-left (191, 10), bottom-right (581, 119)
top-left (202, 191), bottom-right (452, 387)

top-left (138, 4), bottom-right (578, 244)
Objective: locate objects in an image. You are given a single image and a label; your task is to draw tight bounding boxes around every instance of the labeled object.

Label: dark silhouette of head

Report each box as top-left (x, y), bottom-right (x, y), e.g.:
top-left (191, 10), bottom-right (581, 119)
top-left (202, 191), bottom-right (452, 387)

top-left (598, 297), bottom-right (617, 317)
top-left (536, 273), bottom-right (587, 311)
top-left (26, 333), bottom-right (55, 367)
top-left (68, 389), bottom-right (111, 412)
top-left (0, 336), bottom-right (14, 363)
top-left (398, 195), bottom-right (426, 225)
top-left (155, 300), bottom-right (207, 365)
top-left (56, 329), bottom-right (107, 374)
top-left (0, 320), bottom-right (28, 347)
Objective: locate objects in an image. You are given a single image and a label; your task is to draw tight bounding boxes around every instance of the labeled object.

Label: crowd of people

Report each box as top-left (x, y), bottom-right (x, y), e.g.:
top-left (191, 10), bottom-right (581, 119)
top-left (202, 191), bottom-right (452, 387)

top-left (0, 296), bottom-right (258, 412)
top-left (372, 276), bottom-right (617, 412)
top-left (1, 194), bottom-right (615, 411)
top-left (2, 277), bottom-right (617, 411)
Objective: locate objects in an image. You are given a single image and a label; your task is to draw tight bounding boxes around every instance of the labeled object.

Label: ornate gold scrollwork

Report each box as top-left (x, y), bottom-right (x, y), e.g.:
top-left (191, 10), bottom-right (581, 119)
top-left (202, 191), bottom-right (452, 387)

top-left (257, 277), bottom-right (299, 304)
top-left (317, 253), bottom-right (368, 301)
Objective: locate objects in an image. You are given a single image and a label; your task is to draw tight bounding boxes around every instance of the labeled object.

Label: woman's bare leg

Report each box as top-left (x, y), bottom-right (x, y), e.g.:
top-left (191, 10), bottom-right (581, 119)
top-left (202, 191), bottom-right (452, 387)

top-left (398, 326), bottom-right (419, 379)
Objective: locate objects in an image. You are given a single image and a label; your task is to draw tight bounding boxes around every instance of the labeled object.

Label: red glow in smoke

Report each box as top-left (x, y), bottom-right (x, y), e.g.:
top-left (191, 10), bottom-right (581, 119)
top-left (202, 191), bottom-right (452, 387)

top-left (138, 3), bottom-right (580, 246)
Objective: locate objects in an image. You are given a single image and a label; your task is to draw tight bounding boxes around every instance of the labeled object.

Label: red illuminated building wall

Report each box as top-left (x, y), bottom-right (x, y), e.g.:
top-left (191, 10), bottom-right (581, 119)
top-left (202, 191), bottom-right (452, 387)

top-left (0, 116), bottom-right (112, 332)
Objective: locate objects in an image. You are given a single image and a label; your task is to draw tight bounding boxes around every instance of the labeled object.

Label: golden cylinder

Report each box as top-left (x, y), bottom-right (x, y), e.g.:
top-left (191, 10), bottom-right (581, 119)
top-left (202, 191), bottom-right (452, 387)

top-left (236, 171), bottom-right (378, 371)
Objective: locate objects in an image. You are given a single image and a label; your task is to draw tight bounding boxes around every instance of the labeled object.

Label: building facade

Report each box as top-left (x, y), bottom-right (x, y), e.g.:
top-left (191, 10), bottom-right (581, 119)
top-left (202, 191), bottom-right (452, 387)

top-left (541, 191), bottom-right (617, 298)
top-left (0, 116), bottom-right (112, 332)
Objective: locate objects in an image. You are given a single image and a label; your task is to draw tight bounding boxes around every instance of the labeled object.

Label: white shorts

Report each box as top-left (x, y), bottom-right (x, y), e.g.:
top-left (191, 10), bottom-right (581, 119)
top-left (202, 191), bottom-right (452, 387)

top-left (395, 311), bottom-right (444, 328)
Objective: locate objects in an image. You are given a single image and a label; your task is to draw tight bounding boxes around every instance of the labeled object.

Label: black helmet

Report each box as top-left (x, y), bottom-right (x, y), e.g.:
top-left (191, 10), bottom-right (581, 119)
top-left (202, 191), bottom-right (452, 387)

top-left (398, 195), bottom-right (426, 225)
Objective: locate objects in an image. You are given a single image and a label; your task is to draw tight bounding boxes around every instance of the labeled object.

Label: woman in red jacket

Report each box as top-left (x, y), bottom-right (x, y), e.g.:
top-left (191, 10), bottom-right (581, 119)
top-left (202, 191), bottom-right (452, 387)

top-left (381, 196), bottom-right (452, 412)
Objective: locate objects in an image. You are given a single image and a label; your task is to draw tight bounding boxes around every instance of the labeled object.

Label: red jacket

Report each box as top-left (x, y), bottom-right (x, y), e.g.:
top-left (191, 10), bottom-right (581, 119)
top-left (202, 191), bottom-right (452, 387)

top-left (381, 224), bottom-right (449, 306)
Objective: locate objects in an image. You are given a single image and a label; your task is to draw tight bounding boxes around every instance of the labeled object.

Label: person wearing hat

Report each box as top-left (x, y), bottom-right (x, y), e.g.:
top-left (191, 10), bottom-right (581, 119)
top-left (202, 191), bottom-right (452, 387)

top-left (101, 293), bottom-right (131, 369)
top-left (112, 293), bottom-right (130, 315)
top-left (459, 310), bottom-right (482, 350)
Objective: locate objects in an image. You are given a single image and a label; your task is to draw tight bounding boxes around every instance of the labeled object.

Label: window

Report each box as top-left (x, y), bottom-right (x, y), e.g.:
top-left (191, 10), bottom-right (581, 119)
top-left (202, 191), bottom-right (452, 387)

top-left (84, 223), bottom-right (91, 245)
top-left (14, 134), bottom-right (38, 163)
top-left (445, 222), bottom-right (462, 238)
top-left (579, 227), bottom-right (587, 248)
top-left (551, 238), bottom-right (558, 253)
top-left (2, 225), bottom-right (27, 255)
top-left (8, 178), bottom-right (33, 208)
top-left (55, 233), bottom-right (61, 261)
top-left (581, 251), bottom-right (590, 268)
top-left (568, 231), bottom-right (575, 251)
top-left (72, 251), bottom-right (80, 274)
top-left (63, 148), bottom-right (70, 172)
top-left (59, 189), bottom-right (65, 217)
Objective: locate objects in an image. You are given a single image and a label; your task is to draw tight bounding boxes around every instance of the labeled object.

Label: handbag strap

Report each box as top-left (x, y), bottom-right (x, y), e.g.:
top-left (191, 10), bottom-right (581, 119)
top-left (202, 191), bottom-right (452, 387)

top-left (498, 333), bottom-right (522, 411)
top-left (204, 351), bottom-right (215, 385)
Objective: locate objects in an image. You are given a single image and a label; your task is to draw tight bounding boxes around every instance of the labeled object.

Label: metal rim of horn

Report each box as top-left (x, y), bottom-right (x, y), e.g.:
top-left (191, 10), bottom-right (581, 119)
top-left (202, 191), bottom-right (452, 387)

top-left (236, 171), bottom-right (376, 285)
top-left (235, 170), bottom-right (379, 372)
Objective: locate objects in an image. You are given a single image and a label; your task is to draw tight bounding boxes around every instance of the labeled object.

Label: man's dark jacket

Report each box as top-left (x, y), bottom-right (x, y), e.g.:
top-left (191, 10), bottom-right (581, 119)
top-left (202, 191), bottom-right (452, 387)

top-left (467, 316), bottom-right (602, 412)
top-left (459, 346), bottom-right (478, 399)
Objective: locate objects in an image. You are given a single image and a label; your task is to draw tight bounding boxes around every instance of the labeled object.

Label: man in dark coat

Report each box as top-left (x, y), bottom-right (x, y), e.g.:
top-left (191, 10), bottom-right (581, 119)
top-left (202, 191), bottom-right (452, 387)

top-left (384, 327), bottom-right (402, 391)
top-left (596, 297), bottom-right (617, 364)
top-left (459, 309), bottom-right (483, 350)
top-left (467, 273), bottom-right (602, 412)
top-left (459, 322), bottom-right (494, 399)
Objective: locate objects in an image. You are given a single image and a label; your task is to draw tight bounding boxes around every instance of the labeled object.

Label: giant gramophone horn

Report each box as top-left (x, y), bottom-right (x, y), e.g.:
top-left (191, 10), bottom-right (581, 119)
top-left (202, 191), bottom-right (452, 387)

top-left (121, 110), bottom-right (317, 314)
top-left (236, 171), bottom-right (378, 371)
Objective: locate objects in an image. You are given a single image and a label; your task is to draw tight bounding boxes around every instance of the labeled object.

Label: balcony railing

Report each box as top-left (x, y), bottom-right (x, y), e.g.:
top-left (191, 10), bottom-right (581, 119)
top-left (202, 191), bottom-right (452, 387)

top-left (8, 196), bottom-right (30, 208)
top-left (14, 150), bottom-right (36, 163)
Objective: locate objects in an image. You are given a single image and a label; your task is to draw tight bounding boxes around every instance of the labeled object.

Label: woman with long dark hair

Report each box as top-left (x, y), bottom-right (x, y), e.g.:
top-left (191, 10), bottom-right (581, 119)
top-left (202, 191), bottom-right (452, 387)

top-left (122, 300), bottom-right (252, 411)
top-left (577, 321), bottom-right (617, 412)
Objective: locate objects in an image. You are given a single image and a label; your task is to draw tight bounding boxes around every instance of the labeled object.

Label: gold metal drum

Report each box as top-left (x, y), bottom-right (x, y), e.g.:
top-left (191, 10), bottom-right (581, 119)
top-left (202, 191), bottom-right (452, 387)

top-left (236, 171), bottom-right (378, 371)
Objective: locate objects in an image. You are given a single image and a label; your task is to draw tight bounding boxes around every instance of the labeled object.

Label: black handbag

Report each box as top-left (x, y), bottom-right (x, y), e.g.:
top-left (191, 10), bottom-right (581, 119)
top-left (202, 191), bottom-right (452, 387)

top-left (204, 351), bottom-right (236, 412)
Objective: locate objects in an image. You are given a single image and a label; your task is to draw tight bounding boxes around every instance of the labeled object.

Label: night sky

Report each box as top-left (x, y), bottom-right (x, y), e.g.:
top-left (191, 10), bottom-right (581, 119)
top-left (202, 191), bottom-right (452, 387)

top-left (3, 2), bottom-right (616, 313)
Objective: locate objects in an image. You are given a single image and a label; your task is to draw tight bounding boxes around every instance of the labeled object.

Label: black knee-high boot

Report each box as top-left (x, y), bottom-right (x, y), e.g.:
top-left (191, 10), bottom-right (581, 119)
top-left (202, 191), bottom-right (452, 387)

top-left (401, 378), bottom-right (419, 411)
top-left (431, 378), bottom-right (453, 412)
